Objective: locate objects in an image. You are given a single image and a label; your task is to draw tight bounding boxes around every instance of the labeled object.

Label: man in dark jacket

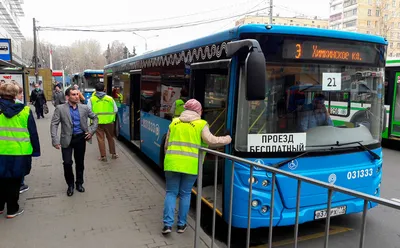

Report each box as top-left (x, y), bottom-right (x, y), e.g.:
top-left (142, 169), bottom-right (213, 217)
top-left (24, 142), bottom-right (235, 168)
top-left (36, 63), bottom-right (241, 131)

top-left (30, 83), bottom-right (47, 119)
top-left (0, 83), bottom-right (40, 218)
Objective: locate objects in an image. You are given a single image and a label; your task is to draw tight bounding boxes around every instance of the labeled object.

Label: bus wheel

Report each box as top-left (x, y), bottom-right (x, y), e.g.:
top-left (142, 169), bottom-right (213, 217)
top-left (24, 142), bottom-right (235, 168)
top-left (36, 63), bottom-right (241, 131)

top-left (159, 134), bottom-right (167, 171)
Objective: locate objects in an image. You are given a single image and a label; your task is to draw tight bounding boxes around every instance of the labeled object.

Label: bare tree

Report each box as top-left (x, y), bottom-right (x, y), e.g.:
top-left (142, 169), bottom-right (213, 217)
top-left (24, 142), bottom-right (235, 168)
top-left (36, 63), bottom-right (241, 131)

top-left (375, 0), bottom-right (397, 38)
top-left (104, 40), bottom-right (129, 64)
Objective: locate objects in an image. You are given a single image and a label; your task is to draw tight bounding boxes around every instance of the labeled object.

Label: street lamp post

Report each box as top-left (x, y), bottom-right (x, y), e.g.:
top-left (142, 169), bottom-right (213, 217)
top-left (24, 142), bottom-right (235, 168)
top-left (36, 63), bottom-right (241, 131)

top-left (132, 32), bottom-right (159, 51)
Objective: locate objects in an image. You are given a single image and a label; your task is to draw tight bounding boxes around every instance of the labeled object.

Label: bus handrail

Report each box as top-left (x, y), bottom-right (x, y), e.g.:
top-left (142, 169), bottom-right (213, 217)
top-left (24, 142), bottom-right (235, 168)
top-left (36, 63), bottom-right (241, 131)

top-left (194, 147), bottom-right (400, 248)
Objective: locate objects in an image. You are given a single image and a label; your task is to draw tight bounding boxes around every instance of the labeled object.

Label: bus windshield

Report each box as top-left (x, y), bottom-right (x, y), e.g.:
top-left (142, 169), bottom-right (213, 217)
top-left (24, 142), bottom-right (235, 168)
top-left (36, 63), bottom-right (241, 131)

top-left (236, 63), bottom-right (385, 153)
top-left (84, 76), bottom-right (103, 92)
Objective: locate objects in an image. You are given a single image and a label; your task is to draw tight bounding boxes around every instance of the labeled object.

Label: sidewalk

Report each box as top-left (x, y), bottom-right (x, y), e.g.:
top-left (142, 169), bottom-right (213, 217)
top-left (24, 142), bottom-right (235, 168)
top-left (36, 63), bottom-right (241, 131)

top-left (0, 104), bottom-right (210, 248)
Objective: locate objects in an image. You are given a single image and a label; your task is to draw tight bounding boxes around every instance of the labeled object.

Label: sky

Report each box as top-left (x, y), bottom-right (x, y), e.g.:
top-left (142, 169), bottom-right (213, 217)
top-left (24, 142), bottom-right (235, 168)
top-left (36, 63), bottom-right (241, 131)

top-left (19, 0), bottom-right (330, 56)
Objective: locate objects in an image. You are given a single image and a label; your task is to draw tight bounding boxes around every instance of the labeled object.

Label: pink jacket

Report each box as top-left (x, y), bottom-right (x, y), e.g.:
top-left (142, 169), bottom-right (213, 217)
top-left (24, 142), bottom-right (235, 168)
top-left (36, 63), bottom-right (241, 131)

top-left (164, 110), bottom-right (232, 153)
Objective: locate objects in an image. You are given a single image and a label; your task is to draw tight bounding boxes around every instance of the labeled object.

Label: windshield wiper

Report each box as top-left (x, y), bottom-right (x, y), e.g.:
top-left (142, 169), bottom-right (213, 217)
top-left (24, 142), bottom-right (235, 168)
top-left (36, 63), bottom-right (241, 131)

top-left (272, 141), bottom-right (380, 169)
top-left (307, 141), bottom-right (380, 160)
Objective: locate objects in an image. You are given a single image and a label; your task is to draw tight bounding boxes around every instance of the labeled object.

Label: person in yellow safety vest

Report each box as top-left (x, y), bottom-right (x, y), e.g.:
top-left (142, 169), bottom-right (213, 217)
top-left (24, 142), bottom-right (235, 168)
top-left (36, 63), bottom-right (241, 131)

top-left (0, 83), bottom-right (41, 219)
top-left (169, 88), bottom-right (189, 118)
top-left (161, 99), bottom-right (232, 235)
top-left (112, 87), bottom-right (123, 108)
top-left (87, 82), bottom-right (119, 162)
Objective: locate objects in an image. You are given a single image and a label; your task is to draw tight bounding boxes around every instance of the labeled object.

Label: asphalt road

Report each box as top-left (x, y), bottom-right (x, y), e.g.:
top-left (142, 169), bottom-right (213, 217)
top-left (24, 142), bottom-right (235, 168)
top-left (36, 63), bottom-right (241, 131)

top-left (120, 139), bottom-right (400, 248)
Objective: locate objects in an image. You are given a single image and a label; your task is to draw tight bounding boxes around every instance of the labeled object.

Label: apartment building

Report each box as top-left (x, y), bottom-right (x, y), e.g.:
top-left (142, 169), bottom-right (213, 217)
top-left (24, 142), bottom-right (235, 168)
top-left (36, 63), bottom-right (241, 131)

top-left (329, 0), bottom-right (400, 57)
top-left (0, 0), bottom-right (25, 66)
top-left (235, 15), bottom-right (329, 29)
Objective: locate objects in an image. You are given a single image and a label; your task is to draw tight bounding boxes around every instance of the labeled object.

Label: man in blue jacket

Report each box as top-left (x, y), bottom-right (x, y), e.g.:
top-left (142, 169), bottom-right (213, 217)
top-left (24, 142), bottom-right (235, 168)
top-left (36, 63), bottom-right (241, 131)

top-left (0, 83), bottom-right (40, 218)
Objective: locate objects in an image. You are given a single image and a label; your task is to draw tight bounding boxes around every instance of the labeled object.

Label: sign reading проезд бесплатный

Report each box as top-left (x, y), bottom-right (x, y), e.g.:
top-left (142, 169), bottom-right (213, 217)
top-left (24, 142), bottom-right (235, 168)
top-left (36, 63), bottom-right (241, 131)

top-left (248, 133), bottom-right (306, 152)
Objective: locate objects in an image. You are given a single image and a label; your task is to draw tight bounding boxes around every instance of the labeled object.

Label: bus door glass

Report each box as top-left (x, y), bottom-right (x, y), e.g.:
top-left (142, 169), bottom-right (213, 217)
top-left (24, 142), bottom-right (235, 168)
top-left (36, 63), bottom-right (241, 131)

top-left (130, 72), bottom-right (141, 143)
top-left (191, 61), bottom-right (230, 213)
top-left (391, 72), bottom-right (400, 136)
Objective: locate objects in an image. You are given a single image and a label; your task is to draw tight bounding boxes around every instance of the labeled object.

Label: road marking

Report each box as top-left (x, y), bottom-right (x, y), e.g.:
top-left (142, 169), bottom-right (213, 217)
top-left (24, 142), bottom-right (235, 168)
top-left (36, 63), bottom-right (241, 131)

top-left (251, 226), bottom-right (353, 248)
top-left (391, 198), bottom-right (400, 203)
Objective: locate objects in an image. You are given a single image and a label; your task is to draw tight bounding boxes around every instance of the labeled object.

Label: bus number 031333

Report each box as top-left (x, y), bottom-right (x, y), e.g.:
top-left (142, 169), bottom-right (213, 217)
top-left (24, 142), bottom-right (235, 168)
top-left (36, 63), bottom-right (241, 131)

top-left (347, 169), bottom-right (373, 180)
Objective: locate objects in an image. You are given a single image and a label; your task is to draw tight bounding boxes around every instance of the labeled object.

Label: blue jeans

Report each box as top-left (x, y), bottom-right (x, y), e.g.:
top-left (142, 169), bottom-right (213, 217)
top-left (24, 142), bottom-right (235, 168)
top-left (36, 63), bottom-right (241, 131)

top-left (163, 171), bottom-right (197, 227)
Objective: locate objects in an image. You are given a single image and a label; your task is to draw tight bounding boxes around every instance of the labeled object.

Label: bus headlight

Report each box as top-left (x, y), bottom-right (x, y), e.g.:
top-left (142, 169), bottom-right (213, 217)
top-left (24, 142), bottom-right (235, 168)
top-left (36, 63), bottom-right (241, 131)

top-left (248, 177), bottom-right (258, 184)
top-left (262, 180), bottom-right (269, 187)
top-left (261, 206), bottom-right (269, 213)
top-left (251, 200), bottom-right (259, 207)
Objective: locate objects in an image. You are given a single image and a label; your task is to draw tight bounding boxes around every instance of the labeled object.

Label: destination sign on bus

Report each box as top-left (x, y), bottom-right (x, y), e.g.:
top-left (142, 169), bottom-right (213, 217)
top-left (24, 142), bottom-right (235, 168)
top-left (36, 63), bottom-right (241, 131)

top-left (85, 73), bottom-right (103, 78)
top-left (282, 40), bottom-right (377, 64)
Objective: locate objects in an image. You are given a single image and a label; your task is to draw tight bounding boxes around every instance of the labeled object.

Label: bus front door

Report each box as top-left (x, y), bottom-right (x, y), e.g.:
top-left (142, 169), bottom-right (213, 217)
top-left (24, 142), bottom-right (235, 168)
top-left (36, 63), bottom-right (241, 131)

top-left (190, 60), bottom-right (231, 215)
top-left (130, 71), bottom-right (141, 147)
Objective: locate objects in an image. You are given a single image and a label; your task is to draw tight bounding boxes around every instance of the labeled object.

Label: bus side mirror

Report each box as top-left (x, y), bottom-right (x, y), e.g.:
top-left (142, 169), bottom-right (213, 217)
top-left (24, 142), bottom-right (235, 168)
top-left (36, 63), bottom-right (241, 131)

top-left (226, 39), bottom-right (266, 101)
top-left (245, 50), bottom-right (266, 101)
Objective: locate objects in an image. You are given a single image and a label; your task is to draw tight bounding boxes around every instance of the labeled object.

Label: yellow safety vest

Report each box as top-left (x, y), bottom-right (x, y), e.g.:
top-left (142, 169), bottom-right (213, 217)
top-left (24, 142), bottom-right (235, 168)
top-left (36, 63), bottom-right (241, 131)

top-left (90, 95), bottom-right (115, 124)
top-left (164, 118), bottom-right (208, 175)
top-left (0, 106), bottom-right (33, 155)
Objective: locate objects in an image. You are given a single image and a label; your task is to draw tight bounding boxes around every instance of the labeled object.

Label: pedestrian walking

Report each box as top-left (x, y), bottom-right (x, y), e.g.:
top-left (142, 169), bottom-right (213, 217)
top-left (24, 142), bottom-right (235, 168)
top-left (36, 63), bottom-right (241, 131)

top-left (50, 87), bottom-right (98, 196)
top-left (30, 83), bottom-right (47, 119)
top-left (87, 83), bottom-right (118, 162)
top-left (161, 99), bottom-right (232, 234)
top-left (0, 83), bottom-right (40, 218)
top-left (52, 85), bottom-right (66, 107)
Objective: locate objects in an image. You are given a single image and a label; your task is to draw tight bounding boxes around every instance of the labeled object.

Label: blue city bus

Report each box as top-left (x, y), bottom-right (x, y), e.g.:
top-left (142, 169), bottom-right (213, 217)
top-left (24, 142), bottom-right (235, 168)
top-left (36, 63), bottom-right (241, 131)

top-left (104, 24), bottom-right (386, 228)
top-left (73, 69), bottom-right (104, 104)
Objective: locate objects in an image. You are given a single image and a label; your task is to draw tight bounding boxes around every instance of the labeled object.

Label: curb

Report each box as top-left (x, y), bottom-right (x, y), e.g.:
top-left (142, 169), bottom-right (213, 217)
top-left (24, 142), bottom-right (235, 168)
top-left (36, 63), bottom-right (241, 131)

top-left (116, 141), bottom-right (219, 248)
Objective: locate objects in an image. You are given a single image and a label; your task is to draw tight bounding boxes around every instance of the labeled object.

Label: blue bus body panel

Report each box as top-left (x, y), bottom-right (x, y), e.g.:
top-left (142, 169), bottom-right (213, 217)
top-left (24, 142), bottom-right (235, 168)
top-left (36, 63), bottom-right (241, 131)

top-left (140, 112), bottom-right (170, 164)
top-left (105, 28), bottom-right (240, 70)
top-left (83, 92), bottom-right (93, 104)
top-left (105, 24), bottom-right (387, 72)
top-left (224, 148), bottom-right (382, 228)
top-left (237, 25), bottom-right (388, 45)
top-left (118, 104), bottom-right (131, 141)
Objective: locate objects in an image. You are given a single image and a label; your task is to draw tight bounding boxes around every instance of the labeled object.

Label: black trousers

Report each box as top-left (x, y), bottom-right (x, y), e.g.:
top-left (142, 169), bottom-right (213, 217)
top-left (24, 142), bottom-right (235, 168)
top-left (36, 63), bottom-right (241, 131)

top-left (0, 178), bottom-right (21, 214)
top-left (34, 102), bottom-right (44, 118)
top-left (61, 133), bottom-right (86, 187)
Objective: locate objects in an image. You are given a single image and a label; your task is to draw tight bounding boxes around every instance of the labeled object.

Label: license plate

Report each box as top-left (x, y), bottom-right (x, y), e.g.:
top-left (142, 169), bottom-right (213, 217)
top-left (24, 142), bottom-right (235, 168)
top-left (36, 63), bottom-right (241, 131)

top-left (314, 206), bottom-right (347, 220)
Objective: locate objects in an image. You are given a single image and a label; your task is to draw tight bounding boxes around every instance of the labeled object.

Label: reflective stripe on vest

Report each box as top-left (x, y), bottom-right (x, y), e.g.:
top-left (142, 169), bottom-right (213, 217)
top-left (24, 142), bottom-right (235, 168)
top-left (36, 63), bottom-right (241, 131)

top-left (90, 95), bottom-right (115, 124)
top-left (174, 99), bottom-right (185, 117)
top-left (0, 106), bottom-right (33, 155)
top-left (164, 118), bottom-right (208, 175)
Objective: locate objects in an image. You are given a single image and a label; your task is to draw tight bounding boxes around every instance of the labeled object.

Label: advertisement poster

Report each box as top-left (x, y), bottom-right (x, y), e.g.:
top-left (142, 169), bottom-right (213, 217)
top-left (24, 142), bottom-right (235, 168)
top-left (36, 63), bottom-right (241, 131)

top-left (160, 84), bottom-right (181, 118)
top-left (0, 74), bottom-right (24, 103)
top-left (28, 76), bottom-right (43, 95)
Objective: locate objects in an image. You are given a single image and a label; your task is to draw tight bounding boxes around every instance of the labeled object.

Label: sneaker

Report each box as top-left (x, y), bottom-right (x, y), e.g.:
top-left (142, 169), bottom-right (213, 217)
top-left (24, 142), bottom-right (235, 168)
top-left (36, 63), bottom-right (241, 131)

top-left (161, 226), bottom-right (172, 235)
top-left (98, 156), bottom-right (108, 162)
top-left (20, 184), bottom-right (29, 194)
top-left (177, 224), bottom-right (187, 233)
top-left (6, 209), bottom-right (24, 219)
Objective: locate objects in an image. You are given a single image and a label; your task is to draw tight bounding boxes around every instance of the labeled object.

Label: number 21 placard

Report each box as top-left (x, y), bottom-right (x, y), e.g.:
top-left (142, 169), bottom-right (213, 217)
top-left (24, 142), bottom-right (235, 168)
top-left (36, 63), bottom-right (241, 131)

top-left (322, 73), bottom-right (342, 91)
